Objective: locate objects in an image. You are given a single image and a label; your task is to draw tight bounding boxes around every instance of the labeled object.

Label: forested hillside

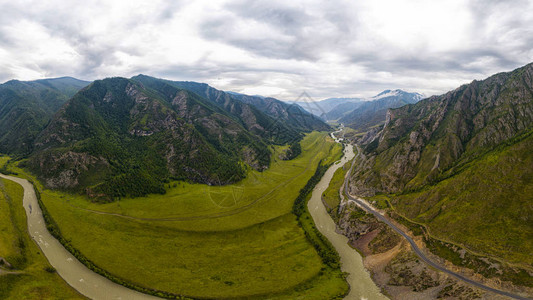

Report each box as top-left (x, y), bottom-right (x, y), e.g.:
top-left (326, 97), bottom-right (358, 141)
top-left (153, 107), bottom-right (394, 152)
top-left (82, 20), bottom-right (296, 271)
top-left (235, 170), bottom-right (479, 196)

top-left (0, 77), bottom-right (89, 154)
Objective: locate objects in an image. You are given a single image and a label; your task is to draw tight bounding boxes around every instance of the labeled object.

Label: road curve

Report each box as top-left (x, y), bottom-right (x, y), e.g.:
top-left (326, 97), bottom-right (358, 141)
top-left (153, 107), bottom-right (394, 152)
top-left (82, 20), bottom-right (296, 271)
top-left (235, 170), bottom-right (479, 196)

top-left (0, 174), bottom-right (160, 300)
top-left (342, 147), bottom-right (530, 300)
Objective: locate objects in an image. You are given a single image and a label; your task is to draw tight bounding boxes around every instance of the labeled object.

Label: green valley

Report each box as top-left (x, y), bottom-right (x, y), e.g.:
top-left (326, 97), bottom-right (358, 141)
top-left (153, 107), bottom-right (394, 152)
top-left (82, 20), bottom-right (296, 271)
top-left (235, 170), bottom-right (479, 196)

top-left (2, 3), bottom-right (533, 299)
top-left (2, 132), bottom-right (347, 299)
top-left (0, 177), bottom-right (84, 299)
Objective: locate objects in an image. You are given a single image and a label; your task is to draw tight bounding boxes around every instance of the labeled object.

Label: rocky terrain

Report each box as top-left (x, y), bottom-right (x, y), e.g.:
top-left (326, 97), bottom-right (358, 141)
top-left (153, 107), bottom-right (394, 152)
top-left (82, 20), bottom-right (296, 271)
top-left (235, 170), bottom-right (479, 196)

top-left (344, 62), bottom-right (533, 294)
top-left (27, 78), bottom-right (264, 198)
top-left (141, 75), bottom-right (329, 144)
top-left (351, 64), bottom-right (533, 196)
top-left (0, 75), bottom-right (331, 201)
top-left (335, 201), bottom-right (519, 300)
top-left (227, 91), bottom-right (331, 132)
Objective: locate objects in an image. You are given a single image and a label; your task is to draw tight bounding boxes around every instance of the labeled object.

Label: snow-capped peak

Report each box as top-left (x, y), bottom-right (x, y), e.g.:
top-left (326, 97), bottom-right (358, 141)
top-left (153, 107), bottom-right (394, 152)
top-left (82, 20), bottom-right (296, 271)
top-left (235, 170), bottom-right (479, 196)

top-left (366, 89), bottom-right (425, 102)
top-left (369, 89), bottom-right (401, 100)
top-left (412, 92), bottom-right (425, 101)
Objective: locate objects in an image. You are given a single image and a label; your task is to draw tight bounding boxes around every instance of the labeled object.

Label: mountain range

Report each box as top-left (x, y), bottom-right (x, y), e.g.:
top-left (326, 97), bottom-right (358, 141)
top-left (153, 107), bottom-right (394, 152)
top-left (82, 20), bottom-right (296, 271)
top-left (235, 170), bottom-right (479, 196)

top-left (0, 75), bottom-right (329, 200)
top-left (289, 90), bottom-right (424, 130)
top-left (338, 89), bottom-right (424, 132)
top-left (0, 77), bottom-right (90, 154)
top-left (290, 97), bottom-right (363, 119)
top-left (349, 62), bottom-right (533, 272)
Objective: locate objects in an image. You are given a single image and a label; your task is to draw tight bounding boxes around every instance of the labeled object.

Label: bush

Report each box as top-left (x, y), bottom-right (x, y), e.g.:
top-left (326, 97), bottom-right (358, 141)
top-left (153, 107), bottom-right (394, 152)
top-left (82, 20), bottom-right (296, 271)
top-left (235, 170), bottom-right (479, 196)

top-left (292, 160), bottom-right (342, 269)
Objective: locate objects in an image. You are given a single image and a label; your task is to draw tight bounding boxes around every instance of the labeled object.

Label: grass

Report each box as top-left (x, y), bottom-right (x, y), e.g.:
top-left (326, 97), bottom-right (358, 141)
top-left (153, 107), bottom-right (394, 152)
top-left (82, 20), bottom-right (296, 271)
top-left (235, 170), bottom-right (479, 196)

top-left (423, 236), bottom-right (533, 287)
top-left (378, 133), bottom-right (533, 287)
top-left (0, 178), bottom-right (84, 299)
top-left (393, 133), bottom-right (533, 268)
top-left (0, 155), bottom-right (8, 167)
top-left (3, 132), bottom-right (347, 298)
top-left (321, 156), bottom-right (353, 222)
top-left (321, 167), bottom-right (345, 213)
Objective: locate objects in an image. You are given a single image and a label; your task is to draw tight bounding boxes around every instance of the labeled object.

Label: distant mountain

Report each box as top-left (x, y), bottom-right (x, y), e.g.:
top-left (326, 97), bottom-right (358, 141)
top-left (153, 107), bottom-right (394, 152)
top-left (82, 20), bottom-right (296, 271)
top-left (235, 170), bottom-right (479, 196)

top-left (372, 89), bottom-right (424, 101)
top-left (225, 92), bottom-right (330, 132)
top-left (325, 101), bottom-right (364, 120)
top-left (0, 77), bottom-right (89, 154)
top-left (289, 97), bottom-right (363, 119)
top-left (339, 89), bottom-right (424, 132)
top-left (32, 77), bottom-right (90, 97)
top-left (288, 91), bottom-right (423, 124)
top-left (349, 63), bottom-right (533, 270)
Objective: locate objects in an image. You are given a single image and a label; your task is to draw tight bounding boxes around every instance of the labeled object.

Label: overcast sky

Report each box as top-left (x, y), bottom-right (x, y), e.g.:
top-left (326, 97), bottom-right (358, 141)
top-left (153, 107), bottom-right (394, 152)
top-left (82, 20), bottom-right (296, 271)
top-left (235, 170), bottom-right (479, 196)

top-left (0, 0), bottom-right (532, 100)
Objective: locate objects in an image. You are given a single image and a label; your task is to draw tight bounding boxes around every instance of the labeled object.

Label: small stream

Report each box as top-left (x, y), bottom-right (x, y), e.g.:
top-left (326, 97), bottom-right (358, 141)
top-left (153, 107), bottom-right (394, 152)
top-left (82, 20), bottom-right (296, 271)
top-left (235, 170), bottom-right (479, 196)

top-left (307, 131), bottom-right (387, 300)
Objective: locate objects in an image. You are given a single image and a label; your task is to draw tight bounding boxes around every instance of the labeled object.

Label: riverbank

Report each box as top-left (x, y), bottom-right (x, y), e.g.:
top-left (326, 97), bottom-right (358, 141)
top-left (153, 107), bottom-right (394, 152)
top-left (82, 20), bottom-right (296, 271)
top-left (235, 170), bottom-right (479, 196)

top-left (1, 132), bottom-right (351, 299)
top-left (308, 130), bottom-right (387, 300)
top-left (335, 200), bottom-right (494, 299)
top-left (0, 176), bottom-right (84, 299)
top-left (0, 173), bottom-right (162, 300)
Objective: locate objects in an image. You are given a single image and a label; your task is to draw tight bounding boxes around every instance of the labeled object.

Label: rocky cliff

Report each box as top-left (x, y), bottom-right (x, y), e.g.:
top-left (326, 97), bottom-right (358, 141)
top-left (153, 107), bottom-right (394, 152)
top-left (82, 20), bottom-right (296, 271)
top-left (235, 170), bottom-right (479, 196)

top-left (348, 62), bottom-right (533, 276)
top-left (26, 77), bottom-right (274, 199)
top-left (351, 63), bottom-right (533, 196)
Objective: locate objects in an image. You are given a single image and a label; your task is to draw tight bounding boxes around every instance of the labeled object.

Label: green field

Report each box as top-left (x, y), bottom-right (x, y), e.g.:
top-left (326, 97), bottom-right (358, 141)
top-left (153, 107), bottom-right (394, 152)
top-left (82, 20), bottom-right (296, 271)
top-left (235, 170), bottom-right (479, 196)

top-left (0, 177), bottom-right (83, 299)
top-left (321, 158), bottom-right (353, 215)
top-left (2, 132), bottom-right (347, 298)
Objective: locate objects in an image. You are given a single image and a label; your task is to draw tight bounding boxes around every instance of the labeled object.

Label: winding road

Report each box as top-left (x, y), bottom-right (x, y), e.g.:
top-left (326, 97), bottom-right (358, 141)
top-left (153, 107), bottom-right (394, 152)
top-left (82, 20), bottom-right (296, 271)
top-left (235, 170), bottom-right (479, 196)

top-left (1, 129), bottom-right (529, 300)
top-left (342, 146), bottom-right (530, 300)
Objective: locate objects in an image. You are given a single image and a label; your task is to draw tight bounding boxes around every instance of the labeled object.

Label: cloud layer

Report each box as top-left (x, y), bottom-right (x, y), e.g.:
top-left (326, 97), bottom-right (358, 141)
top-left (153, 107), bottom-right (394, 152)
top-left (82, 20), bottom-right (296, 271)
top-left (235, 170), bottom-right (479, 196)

top-left (1, 0), bottom-right (532, 99)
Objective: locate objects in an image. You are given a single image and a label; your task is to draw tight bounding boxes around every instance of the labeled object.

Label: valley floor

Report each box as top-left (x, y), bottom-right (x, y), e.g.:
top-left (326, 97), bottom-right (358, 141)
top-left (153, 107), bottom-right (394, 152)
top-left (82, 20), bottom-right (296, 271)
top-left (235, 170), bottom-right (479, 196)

top-left (0, 132), bottom-right (348, 299)
top-left (0, 176), bottom-right (84, 299)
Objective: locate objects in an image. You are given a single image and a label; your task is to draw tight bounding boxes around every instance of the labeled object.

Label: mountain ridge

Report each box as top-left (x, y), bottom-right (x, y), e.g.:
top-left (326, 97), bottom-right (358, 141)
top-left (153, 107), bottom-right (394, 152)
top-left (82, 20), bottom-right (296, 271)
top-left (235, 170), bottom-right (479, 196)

top-left (0, 75), bottom-right (332, 200)
top-left (0, 77), bottom-right (90, 154)
top-left (348, 62), bottom-right (533, 272)
top-left (338, 89), bottom-right (424, 132)
top-left (26, 76), bottom-right (282, 199)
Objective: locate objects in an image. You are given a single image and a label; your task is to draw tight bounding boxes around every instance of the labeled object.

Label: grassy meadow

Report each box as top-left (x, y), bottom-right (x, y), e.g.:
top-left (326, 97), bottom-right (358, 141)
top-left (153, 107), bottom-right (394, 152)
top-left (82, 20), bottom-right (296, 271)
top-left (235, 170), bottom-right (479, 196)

top-left (0, 177), bottom-right (84, 299)
top-left (1, 132), bottom-right (347, 298)
top-left (321, 157), bottom-right (353, 215)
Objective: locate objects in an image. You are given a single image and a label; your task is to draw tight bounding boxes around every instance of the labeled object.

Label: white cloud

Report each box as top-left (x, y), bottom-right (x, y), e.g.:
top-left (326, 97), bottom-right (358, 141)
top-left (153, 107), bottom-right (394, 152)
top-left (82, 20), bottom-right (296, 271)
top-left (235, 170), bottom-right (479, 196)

top-left (0, 0), bottom-right (532, 99)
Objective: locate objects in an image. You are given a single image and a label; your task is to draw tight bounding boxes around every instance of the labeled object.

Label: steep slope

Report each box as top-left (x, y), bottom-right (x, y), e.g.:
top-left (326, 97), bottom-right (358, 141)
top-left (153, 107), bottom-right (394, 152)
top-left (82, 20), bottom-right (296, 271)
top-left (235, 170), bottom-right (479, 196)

top-left (0, 77), bottom-right (90, 154)
top-left (325, 101), bottom-right (364, 120)
top-left (290, 97), bottom-right (363, 118)
top-left (227, 92), bottom-right (331, 131)
top-left (133, 75), bottom-right (305, 145)
top-left (339, 89), bottom-right (424, 133)
top-left (27, 77), bottom-right (273, 200)
top-left (130, 75), bottom-right (271, 170)
top-left (349, 63), bottom-right (533, 268)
